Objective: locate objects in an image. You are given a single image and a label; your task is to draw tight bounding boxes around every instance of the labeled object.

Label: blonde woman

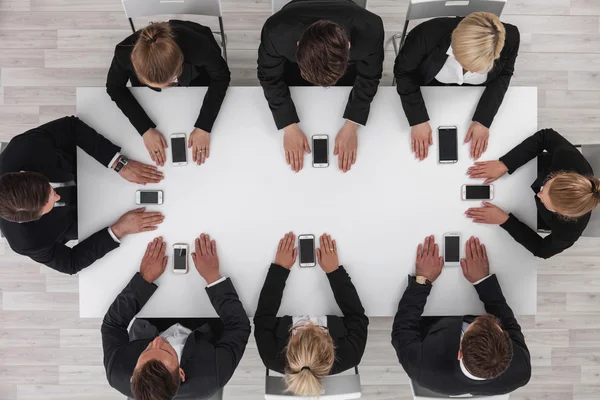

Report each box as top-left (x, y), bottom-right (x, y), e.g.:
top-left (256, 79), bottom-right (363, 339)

top-left (466, 129), bottom-right (598, 259)
top-left (107, 21), bottom-right (230, 167)
top-left (394, 12), bottom-right (520, 161)
top-left (254, 232), bottom-right (368, 397)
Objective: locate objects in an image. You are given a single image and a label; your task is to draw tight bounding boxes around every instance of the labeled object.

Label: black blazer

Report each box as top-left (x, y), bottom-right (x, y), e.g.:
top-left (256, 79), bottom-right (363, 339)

top-left (253, 264), bottom-right (368, 374)
top-left (101, 274), bottom-right (251, 399)
top-left (106, 20), bottom-right (231, 135)
top-left (394, 17), bottom-right (520, 128)
top-left (257, 0), bottom-right (384, 129)
top-left (0, 117), bottom-right (121, 274)
top-left (392, 275), bottom-right (531, 396)
top-left (499, 129), bottom-right (594, 259)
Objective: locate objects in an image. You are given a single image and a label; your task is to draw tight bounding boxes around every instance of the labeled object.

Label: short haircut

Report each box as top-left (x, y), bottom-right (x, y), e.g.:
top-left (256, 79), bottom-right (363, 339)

top-left (452, 12), bottom-right (506, 73)
top-left (0, 172), bottom-right (51, 223)
top-left (461, 314), bottom-right (513, 379)
top-left (131, 359), bottom-right (180, 400)
top-left (297, 20), bottom-right (350, 87)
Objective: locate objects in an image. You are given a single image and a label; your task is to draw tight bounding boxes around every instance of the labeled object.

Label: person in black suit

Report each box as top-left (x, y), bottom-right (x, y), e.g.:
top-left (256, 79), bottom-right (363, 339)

top-left (101, 234), bottom-right (251, 400)
top-left (394, 12), bottom-right (520, 161)
top-left (392, 235), bottom-right (531, 396)
top-left (0, 116), bottom-right (165, 275)
top-left (254, 232), bottom-right (368, 397)
top-left (466, 129), bottom-right (599, 259)
top-left (258, 0), bottom-right (384, 173)
top-left (107, 20), bottom-right (231, 167)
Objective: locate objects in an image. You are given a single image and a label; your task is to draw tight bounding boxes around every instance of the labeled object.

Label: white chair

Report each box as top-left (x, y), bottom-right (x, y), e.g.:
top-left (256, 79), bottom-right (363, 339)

top-left (410, 380), bottom-right (510, 400)
top-left (121, 0), bottom-right (228, 61)
top-left (272, 0), bottom-right (368, 15)
top-left (264, 367), bottom-right (362, 399)
top-left (580, 144), bottom-right (600, 237)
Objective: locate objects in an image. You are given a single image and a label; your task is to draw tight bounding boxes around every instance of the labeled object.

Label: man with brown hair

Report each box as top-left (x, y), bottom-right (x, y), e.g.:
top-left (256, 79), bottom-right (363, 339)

top-left (258, 0), bottom-right (384, 173)
top-left (391, 236), bottom-right (531, 396)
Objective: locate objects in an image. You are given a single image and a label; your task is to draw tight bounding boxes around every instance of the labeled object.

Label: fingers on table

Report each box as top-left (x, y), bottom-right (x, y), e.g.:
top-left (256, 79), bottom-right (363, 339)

top-left (416, 243), bottom-right (423, 260)
top-left (199, 234), bottom-right (208, 256)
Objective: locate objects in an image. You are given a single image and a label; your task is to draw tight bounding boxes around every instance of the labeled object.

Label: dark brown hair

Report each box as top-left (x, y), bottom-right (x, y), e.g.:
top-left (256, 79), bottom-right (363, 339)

top-left (0, 172), bottom-right (51, 223)
top-left (296, 20), bottom-right (349, 87)
top-left (131, 359), bottom-right (180, 400)
top-left (132, 22), bottom-right (184, 86)
top-left (461, 314), bottom-right (513, 379)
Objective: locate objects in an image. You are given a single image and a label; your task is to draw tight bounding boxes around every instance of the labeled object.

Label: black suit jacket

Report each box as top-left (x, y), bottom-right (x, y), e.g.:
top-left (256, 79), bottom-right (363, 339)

top-left (0, 116), bottom-right (121, 274)
top-left (392, 275), bottom-right (531, 396)
top-left (394, 17), bottom-right (520, 128)
top-left (253, 264), bottom-right (368, 374)
top-left (106, 20), bottom-right (231, 135)
top-left (101, 274), bottom-right (251, 399)
top-left (257, 0), bottom-right (384, 129)
top-left (498, 129), bottom-right (594, 258)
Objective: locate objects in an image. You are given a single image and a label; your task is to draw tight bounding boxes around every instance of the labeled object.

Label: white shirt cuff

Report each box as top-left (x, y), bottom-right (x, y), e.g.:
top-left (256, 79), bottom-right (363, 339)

top-left (345, 119), bottom-right (364, 128)
top-left (473, 274), bottom-right (492, 286)
top-left (107, 227), bottom-right (121, 244)
top-left (206, 276), bottom-right (227, 288)
top-left (108, 152), bottom-right (121, 169)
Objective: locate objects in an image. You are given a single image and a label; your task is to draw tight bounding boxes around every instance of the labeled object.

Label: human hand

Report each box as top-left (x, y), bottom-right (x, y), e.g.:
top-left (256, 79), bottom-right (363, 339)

top-left (415, 235), bottom-right (444, 282)
top-left (316, 233), bottom-right (339, 273)
top-left (117, 159), bottom-right (164, 184)
top-left (139, 237), bottom-right (168, 283)
top-left (467, 160), bottom-right (508, 184)
top-left (460, 236), bottom-right (490, 284)
top-left (465, 121), bottom-right (489, 160)
top-left (142, 128), bottom-right (168, 166)
top-left (334, 121), bottom-right (358, 173)
top-left (188, 127), bottom-right (210, 165)
top-left (465, 202), bottom-right (509, 225)
top-left (191, 233), bottom-right (222, 285)
top-left (411, 121), bottom-right (433, 161)
top-left (274, 231), bottom-right (297, 269)
top-left (283, 123), bottom-right (311, 172)
top-left (110, 208), bottom-right (164, 239)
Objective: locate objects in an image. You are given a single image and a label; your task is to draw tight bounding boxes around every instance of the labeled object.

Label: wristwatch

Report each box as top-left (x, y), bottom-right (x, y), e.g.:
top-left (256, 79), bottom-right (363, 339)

top-left (415, 276), bottom-right (431, 285)
top-left (114, 155), bottom-right (129, 173)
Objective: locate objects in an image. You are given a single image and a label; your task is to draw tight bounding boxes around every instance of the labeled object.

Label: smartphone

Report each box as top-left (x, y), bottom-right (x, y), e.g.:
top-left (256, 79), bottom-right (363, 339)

top-left (443, 233), bottom-right (461, 266)
top-left (438, 126), bottom-right (458, 163)
top-left (170, 133), bottom-right (187, 166)
top-left (462, 184), bottom-right (494, 200)
top-left (173, 243), bottom-right (188, 274)
top-left (298, 234), bottom-right (316, 267)
top-left (135, 190), bottom-right (163, 205)
top-left (312, 135), bottom-right (329, 168)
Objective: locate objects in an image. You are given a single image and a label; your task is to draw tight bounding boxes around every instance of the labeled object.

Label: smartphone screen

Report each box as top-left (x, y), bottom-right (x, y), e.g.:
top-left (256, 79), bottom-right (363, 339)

top-left (299, 237), bottom-right (315, 266)
top-left (139, 191), bottom-right (159, 204)
top-left (444, 236), bottom-right (460, 263)
top-left (439, 127), bottom-right (458, 162)
top-left (174, 247), bottom-right (187, 271)
top-left (465, 185), bottom-right (491, 200)
top-left (171, 136), bottom-right (187, 163)
top-left (313, 137), bottom-right (328, 165)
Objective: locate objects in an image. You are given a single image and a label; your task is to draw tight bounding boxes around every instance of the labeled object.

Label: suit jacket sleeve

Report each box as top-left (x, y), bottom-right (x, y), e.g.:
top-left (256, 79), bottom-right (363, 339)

top-left (391, 276), bottom-right (432, 381)
top-left (206, 278), bottom-right (251, 387)
top-left (499, 128), bottom-right (570, 174)
top-left (253, 263), bottom-right (290, 370)
top-left (327, 266), bottom-right (369, 371)
top-left (101, 273), bottom-right (157, 381)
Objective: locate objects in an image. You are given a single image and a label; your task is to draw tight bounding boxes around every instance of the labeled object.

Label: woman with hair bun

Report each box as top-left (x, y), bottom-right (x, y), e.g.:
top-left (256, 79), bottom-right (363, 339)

top-left (107, 21), bottom-right (230, 167)
top-left (466, 129), bottom-right (598, 259)
top-left (254, 232), bottom-right (368, 397)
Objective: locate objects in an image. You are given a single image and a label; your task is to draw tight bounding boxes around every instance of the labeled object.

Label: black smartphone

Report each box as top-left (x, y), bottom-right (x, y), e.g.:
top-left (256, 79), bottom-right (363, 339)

top-left (438, 126), bottom-right (458, 163)
top-left (298, 234), bottom-right (316, 267)
top-left (170, 133), bottom-right (187, 166)
top-left (462, 184), bottom-right (494, 200)
top-left (443, 233), bottom-right (461, 266)
top-left (312, 135), bottom-right (329, 168)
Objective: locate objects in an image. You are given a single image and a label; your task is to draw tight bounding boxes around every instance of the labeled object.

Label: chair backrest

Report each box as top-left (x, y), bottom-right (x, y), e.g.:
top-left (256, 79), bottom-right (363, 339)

top-left (410, 380), bottom-right (510, 400)
top-left (264, 369), bottom-right (361, 399)
top-left (0, 142), bottom-right (6, 238)
top-left (581, 144), bottom-right (600, 237)
top-left (406, 0), bottom-right (505, 21)
top-left (272, 0), bottom-right (367, 15)
top-left (122, 0), bottom-right (223, 19)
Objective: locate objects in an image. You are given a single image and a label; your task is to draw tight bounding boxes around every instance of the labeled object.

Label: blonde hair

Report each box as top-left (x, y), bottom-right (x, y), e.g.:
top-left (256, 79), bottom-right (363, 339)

top-left (132, 22), bottom-right (184, 86)
top-left (547, 172), bottom-right (600, 218)
top-left (284, 324), bottom-right (335, 398)
top-left (451, 12), bottom-right (506, 73)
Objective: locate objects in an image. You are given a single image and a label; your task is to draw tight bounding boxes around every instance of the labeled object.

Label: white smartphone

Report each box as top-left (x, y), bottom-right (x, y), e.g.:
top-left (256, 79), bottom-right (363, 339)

top-left (135, 190), bottom-right (163, 205)
top-left (298, 234), bottom-right (316, 267)
top-left (438, 126), bottom-right (458, 164)
top-left (173, 243), bottom-right (188, 274)
top-left (443, 233), bottom-right (461, 267)
top-left (170, 133), bottom-right (187, 166)
top-left (312, 135), bottom-right (329, 168)
top-left (462, 184), bottom-right (495, 200)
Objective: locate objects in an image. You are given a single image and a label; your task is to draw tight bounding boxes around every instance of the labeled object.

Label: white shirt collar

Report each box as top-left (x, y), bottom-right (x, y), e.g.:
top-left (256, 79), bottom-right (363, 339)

top-left (160, 323), bottom-right (192, 362)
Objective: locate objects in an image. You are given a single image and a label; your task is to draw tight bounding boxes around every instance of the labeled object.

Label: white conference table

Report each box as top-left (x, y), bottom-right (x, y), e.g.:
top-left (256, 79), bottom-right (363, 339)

top-left (77, 86), bottom-right (537, 318)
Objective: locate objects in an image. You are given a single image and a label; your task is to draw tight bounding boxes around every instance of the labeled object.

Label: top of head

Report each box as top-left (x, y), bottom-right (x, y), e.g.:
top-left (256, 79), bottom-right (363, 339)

top-left (0, 172), bottom-right (52, 223)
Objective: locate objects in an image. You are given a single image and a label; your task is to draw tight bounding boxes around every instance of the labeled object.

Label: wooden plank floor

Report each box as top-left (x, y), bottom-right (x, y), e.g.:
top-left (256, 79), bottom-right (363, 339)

top-left (0, 1), bottom-right (599, 399)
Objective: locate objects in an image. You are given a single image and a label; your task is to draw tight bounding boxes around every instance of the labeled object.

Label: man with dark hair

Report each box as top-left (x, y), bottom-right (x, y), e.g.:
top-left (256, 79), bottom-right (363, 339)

top-left (0, 116), bottom-right (165, 274)
top-left (102, 234), bottom-right (251, 400)
top-left (258, 0), bottom-right (384, 173)
top-left (391, 235), bottom-right (531, 396)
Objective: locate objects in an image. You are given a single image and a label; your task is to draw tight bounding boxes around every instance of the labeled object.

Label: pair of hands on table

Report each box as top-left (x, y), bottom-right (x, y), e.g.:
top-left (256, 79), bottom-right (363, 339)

top-left (142, 127), bottom-right (210, 167)
top-left (140, 233), bottom-right (222, 285)
top-left (465, 160), bottom-right (511, 225)
top-left (415, 235), bottom-right (490, 284)
top-left (274, 232), bottom-right (340, 273)
top-left (411, 121), bottom-right (489, 161)
top-left (283, 121), bottom-right (358, 173)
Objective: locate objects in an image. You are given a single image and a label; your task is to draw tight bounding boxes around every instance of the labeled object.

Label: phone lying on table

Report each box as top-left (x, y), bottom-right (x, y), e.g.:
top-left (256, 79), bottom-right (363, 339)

top-left (443, 233), bottom-right (461, 267)
top-left (298, 234), bottom-right (316, 267)
top-left (312, 135), bottom-right (329, 168)
top-left (462, 184), bottom-right (494, 200)
top-left (170, 133), bottom-right (187, 166)
top-left (136, 190), bottom-right (163, 205)
top-left (438, 126), bottom-right (458, 164)
top-left (173, 243), bottom-right (188, 274)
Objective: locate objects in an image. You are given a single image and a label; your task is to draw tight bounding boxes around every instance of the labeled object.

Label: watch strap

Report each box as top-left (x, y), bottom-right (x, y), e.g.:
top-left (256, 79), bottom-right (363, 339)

top-left (114, 155), bottom-right (128, 173)
top-left (415, 275), bottom-right (431, 285)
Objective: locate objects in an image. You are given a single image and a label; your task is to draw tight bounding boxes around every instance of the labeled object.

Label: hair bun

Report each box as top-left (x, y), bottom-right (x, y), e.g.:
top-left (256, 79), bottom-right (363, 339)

top-left (301, 366), bottom-right (311, 371)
